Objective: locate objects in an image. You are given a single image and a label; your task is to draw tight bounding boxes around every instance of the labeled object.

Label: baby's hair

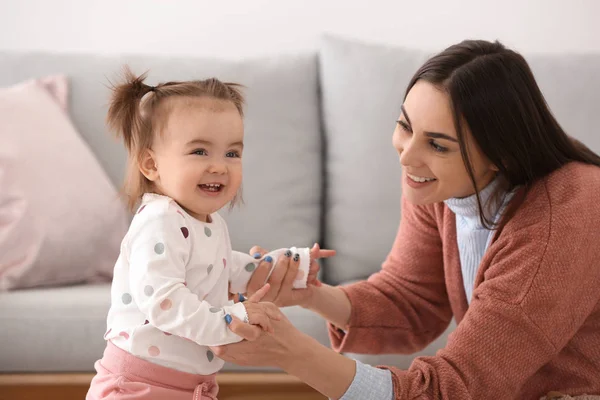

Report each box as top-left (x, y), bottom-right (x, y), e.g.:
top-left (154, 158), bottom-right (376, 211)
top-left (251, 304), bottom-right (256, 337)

top-left (106, 66), bottom-right (245, 211)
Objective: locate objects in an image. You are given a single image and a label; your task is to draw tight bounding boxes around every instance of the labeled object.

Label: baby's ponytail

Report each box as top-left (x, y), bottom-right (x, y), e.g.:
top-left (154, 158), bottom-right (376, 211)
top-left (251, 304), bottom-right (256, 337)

top-left (107, 67), bottom-right (157, 211)
top-left (107, 67), bottom-right (154, 152)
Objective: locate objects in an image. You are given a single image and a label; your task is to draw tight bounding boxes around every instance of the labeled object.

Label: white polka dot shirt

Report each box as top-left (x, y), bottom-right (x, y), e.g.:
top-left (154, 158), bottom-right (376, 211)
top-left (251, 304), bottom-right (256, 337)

top-left (105, 193), bottom-right (257, 374)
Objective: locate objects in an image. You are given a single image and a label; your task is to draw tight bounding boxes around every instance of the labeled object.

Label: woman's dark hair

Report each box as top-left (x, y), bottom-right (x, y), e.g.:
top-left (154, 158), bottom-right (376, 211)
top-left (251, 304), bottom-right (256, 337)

top-left (405, 39), bottom-right (600, 228)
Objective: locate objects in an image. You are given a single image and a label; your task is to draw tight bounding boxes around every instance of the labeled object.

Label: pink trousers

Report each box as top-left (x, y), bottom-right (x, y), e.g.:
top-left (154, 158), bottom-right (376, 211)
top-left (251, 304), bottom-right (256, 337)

top-left (86, 342), bottom-right (219, 400)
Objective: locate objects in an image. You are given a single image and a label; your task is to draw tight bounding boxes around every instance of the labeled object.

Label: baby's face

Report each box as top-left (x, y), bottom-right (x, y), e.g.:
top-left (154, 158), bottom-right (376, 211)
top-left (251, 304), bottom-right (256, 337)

top-left (149, 96), bottom-right (244, 221)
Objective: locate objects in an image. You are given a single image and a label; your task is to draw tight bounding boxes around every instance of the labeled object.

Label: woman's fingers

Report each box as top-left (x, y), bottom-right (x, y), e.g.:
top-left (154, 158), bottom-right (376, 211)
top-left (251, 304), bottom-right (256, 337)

top-left (246, 259), bottom-right (272, 297)
top-left (245, 245), bottom-right (270, 297)
top-left (280, 250), bottom-right (300, 290)
top-left (263, 253), bottom-right (290, 302)
top-left (226, 316), bottom-right (262, 341)
top-left (249, 245), bottom-right (268, 259)
top-left (308, 258), bottom-right (321, 276)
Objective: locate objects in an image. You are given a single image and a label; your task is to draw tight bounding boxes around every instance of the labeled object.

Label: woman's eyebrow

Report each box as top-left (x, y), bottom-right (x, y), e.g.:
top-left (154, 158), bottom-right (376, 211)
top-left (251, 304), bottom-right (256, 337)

top-left (401, 105), bottom-right (458, 143)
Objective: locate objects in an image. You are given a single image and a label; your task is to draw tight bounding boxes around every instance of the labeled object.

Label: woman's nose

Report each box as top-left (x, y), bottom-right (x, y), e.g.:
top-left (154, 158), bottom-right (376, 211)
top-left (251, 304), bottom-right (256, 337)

top-left (398, 136), bottom-right (419, 167)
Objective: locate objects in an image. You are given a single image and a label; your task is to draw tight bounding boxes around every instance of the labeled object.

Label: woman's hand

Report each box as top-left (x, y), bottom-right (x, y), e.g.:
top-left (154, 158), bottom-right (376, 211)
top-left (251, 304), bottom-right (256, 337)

top-left (211, 309), bottom-right (300, 368)
top-left (245, 243), bottom-right (336, 307)
top-left (225, 283), bottom-right (283, 340)
top-left (210, 308), bottom-right (357, 399)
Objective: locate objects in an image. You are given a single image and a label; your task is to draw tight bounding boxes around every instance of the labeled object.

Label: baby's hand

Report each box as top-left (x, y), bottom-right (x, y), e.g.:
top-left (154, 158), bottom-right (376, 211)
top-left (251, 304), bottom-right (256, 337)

top-left (243, 301), bottom-right (281, 334)
top-left (240, 283), bottom-right (282, 334)
top-left (307, 243), bottom-right (336, 286)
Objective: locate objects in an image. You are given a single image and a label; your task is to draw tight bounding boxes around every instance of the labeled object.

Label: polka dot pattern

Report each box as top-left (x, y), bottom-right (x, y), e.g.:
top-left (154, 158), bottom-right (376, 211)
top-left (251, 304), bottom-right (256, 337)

top-left (154, 243), bottom-right (165, 255)
top-left (206, 350), bottom-right (214, 362)
top-left (119, 331), bottom-right (129, 340)
top-left (144, 285), bottom-right (154, 296)
top-left (148, 346), bottom-right (160, 357)
top-left (160, 299), bottom-right (172, 310)
top-left (244, 263), bottom-right (256, 272)
top-left (121, 293), bottom-right (132, 305)
top-left (204, 226), bottom-right (212, 237)
top-left (144, 320), bottom-right (149, 325)
top-left (180, 227), bottom-right (189, 238)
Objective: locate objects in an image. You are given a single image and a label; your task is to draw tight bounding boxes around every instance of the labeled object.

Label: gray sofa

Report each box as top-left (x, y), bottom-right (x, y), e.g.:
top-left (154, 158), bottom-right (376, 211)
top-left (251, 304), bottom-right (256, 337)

top-left (1, 35), bottom-right (599, 374)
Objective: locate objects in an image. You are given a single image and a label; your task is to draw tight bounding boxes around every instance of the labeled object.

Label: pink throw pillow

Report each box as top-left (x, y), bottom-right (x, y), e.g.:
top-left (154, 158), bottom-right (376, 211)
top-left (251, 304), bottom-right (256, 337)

top-left (0, 76), bottom-right (128, 290)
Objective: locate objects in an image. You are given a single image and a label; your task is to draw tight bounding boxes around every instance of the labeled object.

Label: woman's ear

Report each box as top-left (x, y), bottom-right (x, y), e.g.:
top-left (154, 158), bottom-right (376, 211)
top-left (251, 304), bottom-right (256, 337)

top-left (139, 149), bottom-right (159, 181)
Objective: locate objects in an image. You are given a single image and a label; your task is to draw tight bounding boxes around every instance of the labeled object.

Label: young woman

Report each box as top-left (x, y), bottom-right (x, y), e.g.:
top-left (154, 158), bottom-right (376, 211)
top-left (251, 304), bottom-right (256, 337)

top-left (213, 39), bottom-right (600, 400)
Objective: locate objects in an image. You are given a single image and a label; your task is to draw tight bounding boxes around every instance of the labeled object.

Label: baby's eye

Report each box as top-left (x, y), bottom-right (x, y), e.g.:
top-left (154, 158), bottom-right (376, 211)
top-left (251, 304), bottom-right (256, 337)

top-left (226, 151), bottom-right (241, 158)
top-left (192, 149), bottom-right (207, 156)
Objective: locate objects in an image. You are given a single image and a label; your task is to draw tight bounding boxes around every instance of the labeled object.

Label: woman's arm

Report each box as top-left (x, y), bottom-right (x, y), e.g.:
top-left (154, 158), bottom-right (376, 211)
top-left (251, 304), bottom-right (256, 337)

top-left (282, 332), bottom-right (356, 399)
top-left (303, 283), bottom-right (352, 330)
top-left (283, 336), bottom-right (397, 400)
top-left (328, 199), bottom-right (453, 355)
top-left (214, 310), bottom-right (395, 400)
top-left (212, 313), bottom-right (363, 399)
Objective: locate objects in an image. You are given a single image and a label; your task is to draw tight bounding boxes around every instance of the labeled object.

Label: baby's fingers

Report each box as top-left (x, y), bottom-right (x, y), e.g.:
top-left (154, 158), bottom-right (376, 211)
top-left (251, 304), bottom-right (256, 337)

top-left (250, 312), bottom-right (274, 334)
top-left (310, 243), bottom-right (337, 259)
top-left (263, 303), bottom-right (282, 321)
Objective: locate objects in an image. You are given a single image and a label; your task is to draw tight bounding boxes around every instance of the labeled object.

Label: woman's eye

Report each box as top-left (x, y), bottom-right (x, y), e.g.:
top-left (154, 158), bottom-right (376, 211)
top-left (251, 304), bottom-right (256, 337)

top-left (192, 149), bottom-right (207, 156)
top-left (397, 120), bottom-right (411, 133)
top-left (430, 140), bottom-right (448, 153)
top-left (226, 151), bottom-right (241, 158)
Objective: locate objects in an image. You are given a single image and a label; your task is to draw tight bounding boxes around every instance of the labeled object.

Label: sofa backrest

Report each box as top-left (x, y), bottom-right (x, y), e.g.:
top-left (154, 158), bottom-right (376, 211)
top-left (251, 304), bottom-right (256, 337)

top-left (2, 37), bottom-right (600, 287)
top-left (0, 51), bottom-right (323, 256)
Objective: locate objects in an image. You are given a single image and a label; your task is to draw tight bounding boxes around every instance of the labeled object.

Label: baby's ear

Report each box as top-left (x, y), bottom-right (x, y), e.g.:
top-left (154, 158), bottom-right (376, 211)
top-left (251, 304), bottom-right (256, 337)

top-left (138, 149), bottom-right (159, 181)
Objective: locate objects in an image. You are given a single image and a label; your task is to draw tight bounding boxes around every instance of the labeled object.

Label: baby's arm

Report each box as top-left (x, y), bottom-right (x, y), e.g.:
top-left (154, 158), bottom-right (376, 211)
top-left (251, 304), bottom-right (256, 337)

top-left (127, 205), bottom-right (251, 347)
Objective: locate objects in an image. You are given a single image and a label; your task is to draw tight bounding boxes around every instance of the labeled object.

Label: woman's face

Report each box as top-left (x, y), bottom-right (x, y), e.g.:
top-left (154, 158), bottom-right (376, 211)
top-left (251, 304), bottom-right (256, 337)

top-left (393, 80), bottom-right (497, 205)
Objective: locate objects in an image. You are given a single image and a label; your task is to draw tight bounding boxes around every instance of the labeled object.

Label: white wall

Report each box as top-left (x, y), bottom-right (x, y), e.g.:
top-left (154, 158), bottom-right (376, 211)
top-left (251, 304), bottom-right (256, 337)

top-left (0, 0), bottom-right (597, 58)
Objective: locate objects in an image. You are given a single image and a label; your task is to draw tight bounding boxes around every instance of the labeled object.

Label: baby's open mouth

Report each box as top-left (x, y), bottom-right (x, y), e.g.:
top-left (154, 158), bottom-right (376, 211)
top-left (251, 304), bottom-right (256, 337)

top-left (198, 183), bottom-right (224, 192)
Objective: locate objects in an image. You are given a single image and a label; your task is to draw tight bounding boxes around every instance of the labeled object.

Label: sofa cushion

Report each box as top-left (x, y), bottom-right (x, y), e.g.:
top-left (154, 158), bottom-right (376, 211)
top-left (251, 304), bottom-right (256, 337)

top-left (0, 51), bottom-right (322, 255)
top-left (0, 76), bottom-right (128, 290)
top-left (319, 36), bottom-right (427, 285)
top-left (0, 283), bottom-right (330, 372)
top-left (319, 35), bottom-right (600, 285)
